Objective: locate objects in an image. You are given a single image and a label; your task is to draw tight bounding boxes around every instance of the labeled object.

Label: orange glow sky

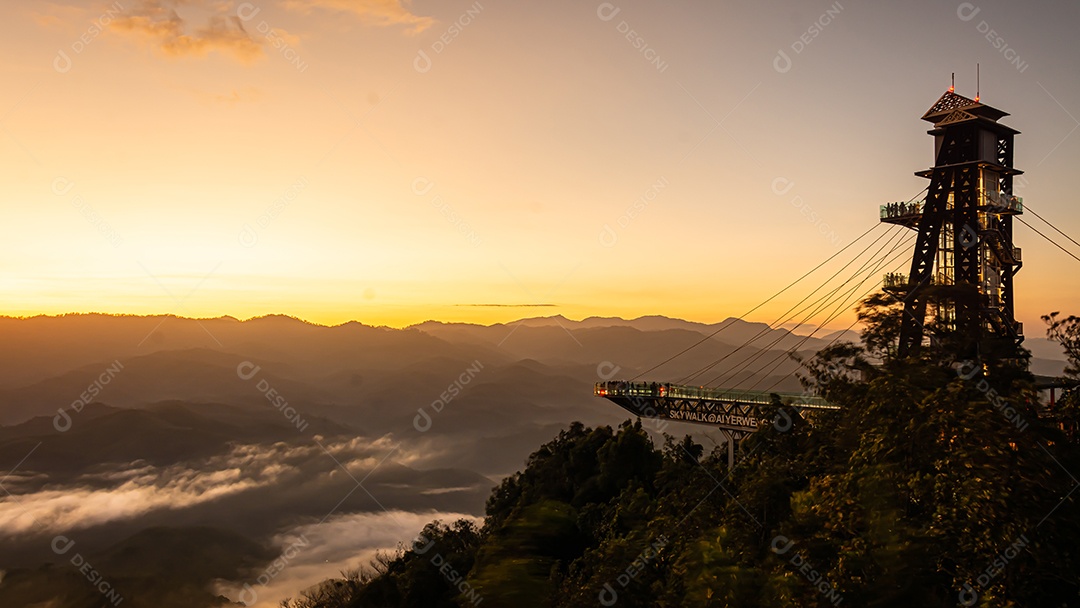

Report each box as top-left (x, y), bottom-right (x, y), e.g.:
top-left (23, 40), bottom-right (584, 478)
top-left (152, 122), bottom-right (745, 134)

top-left (2, 0), bottom-right (1079, 330)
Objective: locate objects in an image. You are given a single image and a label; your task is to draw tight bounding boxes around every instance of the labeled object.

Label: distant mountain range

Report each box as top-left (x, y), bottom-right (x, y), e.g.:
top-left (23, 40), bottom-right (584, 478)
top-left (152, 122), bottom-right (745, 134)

top-left (0, 312), bottom-right (1067, 430)
top-left (0, 313), bottom-right (1068, 607)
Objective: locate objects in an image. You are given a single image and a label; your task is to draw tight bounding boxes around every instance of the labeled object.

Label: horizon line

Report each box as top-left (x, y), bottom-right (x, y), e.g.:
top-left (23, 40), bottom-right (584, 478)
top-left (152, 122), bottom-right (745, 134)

top-left (0, 311), bottom-right (861, 334)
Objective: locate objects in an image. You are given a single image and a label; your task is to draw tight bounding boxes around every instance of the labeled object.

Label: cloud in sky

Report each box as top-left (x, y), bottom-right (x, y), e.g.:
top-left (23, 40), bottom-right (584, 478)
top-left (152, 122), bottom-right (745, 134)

top-left (68, 0), bottom-right (431, 63)
top-left (282, 0), bottom-right (434, 34)
top-left (110, 1), bottom-right (264, 62)
top-left (28, 2), bottom-right (90, 30)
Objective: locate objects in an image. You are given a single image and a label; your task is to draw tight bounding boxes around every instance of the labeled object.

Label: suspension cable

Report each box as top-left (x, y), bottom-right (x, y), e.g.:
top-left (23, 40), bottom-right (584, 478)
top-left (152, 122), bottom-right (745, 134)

top-left (701, 227), bottom-right (910, 387)
top-left (678, 224), bottom-right (905, 385)
top-left (629, 223), bottom-right (882, 380)
top-left (629, 186), bottom-right (927, 381)
top-left (713, 231), bottom-right (914, 389)
top-left (1023, 204), bottom-right (1080, 251)
top-left (756, 254), bottom-right (912, 395)
top-left (1017, 216), bottom-right (1080, 264)
top-left (743, 240), bottom-right (915, 392)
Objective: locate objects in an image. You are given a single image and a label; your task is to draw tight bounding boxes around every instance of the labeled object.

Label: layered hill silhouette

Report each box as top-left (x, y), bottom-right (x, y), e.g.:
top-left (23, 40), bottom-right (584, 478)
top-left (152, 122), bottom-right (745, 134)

top-left (0, 525), bottom-right (274, 608)
top-left (0, 313), bottom-right (1067, 607)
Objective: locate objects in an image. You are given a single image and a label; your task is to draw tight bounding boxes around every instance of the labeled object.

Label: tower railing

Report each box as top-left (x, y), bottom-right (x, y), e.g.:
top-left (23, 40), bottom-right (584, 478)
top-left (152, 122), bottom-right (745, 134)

top-left (880, 200), bottom-right (924, 221)
top-left (983, 189), bottom-right (1023, 213)
top-left (883, 272), bottom-right (910, 291)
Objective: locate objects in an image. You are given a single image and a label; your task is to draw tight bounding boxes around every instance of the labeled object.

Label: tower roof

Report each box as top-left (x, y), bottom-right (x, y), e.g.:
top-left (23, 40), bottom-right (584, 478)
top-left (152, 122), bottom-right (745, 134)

top-left (921, 90), bottom-right (1009, 124)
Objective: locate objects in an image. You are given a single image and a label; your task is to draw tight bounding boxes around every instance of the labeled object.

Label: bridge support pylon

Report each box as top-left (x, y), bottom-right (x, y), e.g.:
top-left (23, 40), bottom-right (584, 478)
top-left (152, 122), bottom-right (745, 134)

top-left (716, 428), bottom-right (743, 470)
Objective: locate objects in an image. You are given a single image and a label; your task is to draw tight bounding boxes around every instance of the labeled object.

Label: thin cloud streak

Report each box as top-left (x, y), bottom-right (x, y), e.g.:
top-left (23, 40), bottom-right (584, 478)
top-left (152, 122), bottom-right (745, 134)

top-left (282, 0), bottom-right (434, 34)
top-left (453, 303), bottom-right (558, 308)
top-left (110, 0), bottom-right (264, 61)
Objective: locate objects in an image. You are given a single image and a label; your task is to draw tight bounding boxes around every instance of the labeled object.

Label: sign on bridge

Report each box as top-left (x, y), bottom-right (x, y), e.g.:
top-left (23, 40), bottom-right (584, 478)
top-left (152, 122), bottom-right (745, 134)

top-left (594, 381), bottom-right (836, 433)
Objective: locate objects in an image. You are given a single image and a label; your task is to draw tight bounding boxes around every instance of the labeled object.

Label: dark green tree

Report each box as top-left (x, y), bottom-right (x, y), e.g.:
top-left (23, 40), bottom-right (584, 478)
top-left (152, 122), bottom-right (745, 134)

top-left (286, 298), bottom-right (1080, 607)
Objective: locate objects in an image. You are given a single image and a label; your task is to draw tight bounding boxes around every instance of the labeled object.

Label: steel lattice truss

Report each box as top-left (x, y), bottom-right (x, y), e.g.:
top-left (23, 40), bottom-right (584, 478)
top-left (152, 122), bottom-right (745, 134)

top-left (595, 382), bottom-right (837, 434)
top-left (895, 91), bottom-right (1024, 357)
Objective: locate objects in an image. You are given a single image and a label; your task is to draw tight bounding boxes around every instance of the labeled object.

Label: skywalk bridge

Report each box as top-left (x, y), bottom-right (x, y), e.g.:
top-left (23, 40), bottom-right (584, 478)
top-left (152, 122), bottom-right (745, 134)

top-left (594, 381), bottom-right (840, 466)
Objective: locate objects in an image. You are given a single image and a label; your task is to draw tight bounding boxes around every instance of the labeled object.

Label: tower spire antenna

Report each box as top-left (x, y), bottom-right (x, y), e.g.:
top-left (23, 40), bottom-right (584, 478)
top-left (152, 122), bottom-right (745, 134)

top-left (950, 72), bottom-right (955, 93)
top-left (976, 63), bottom-right (980, 102)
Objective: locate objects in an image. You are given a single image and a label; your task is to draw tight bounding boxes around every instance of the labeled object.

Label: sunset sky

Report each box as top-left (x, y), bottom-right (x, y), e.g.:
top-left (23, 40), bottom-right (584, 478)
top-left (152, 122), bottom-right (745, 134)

top-left (3, 0), bottom-right (1079, 330)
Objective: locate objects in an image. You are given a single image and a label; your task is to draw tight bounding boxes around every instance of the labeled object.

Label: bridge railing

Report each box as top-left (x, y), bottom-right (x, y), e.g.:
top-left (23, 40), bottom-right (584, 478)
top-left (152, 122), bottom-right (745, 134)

top-left (880, 200), bottom-right (924, 220)
top-left (594, 381), bottom-right (836, 409)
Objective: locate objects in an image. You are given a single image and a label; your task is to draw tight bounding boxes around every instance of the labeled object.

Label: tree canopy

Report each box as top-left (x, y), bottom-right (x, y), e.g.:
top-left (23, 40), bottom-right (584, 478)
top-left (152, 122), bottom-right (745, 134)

top-left (283, 296), bottom-right (1080, 607)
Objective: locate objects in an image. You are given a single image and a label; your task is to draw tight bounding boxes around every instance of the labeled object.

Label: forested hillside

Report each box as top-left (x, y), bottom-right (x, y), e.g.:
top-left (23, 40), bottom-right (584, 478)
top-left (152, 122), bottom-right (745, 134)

top-left (283, 302), bottom-right (1080, 607)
